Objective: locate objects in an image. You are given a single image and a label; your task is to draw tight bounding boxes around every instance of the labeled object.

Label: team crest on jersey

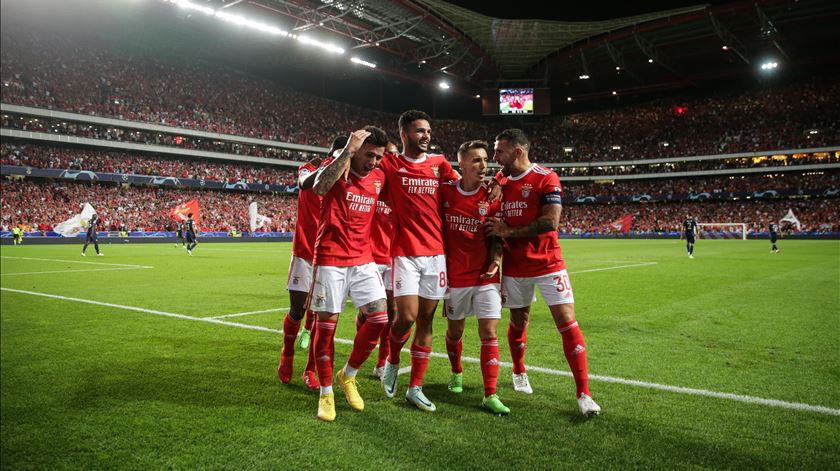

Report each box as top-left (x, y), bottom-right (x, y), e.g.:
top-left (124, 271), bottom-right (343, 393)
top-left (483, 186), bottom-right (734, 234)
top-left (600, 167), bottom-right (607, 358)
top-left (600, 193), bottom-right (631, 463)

top-left (522, 183), bottom-right (533, 197)
top-left (478, 201), bottom-right (489, 216)
top-left (374, 180), bottom-right (382, 195)
top-left (314, 294), bottom-right (326, 307)
top-left (395, 278), bottom-right (402, 290)
top-left (431, 166), bottom-right (440, 178)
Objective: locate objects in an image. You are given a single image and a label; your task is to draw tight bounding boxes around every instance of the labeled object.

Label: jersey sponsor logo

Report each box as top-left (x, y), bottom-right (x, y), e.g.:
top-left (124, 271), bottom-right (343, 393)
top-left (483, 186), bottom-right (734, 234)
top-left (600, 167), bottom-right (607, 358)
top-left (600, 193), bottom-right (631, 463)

top-left (522, 183), bottom-right (533, 197)
top-left (478, 201), bottom-right (489, 216)
top-left (446, 213), bottom-right (482, 233)
top-left (375, 200), bottom-right (392, 214)
top-left (346, 192), bottom-right (375, 212)
top-left (400, 176), bottom-right (439, 195)
top-left (502, 200), bottom-right (528, 217)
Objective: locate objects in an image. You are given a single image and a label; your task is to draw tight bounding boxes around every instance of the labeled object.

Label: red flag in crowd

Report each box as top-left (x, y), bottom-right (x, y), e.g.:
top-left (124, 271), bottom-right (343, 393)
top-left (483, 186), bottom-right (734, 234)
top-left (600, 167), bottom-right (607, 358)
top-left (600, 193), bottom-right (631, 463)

top-left (610, 215), bottom-right (633, 233)
top-left (169, 199), bottom-right (201, 224)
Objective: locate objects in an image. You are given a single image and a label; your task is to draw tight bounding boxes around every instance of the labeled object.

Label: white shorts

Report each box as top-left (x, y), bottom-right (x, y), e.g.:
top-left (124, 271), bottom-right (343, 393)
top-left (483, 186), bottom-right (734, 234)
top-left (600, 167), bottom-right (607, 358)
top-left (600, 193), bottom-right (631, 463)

top-left (310, 263), bottom-right (387, 314)
top-left (377, 263), bottom-right (393, 292)
top-left (502, 269), bottom-right (575, 309)
top-left (392, 255), bottom-right (447, 299)
top-left (445, 284), bottom-right (502, 321)
top-left (287, 256), bottom-right (314, 293)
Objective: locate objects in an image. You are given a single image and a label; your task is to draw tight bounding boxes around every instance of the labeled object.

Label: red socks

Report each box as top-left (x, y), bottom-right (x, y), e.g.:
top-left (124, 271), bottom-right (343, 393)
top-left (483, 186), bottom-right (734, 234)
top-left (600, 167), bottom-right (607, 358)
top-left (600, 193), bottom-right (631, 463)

top-left (376, 322), bottom-right (391, 368)
top-left (408, 344), bottom-right (432, 388)
top-left (507, 320), bottom-right (528, 374)
top-left (303, 320), bottom-right (318, 373)
top-left (480, 337), bottom-right (500, 397)
top-left (445, 333), bottom-right (463, 374)
top-left (387, 327), bottom-right (411, 364)
top-left (313, 319), bottom-right (337, 388)
top-left (303, 309), bottom-right (315, 331)
top-left (558, 319), bottom-right (590, 398)
top-left (348, 312), bottom-right (388, 369)
top-left (281, 314), bottom-right (301, 358)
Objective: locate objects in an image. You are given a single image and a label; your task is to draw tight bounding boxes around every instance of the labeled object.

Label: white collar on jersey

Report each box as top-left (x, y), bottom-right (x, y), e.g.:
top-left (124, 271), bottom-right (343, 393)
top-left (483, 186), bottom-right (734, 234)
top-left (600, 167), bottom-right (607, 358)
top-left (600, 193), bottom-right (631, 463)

top-left (456, 179), bottom-right (483, 196)
top-left (399, 153), bottom-right (427, 164)
top-left (508, 163), bottom-right (536, 181)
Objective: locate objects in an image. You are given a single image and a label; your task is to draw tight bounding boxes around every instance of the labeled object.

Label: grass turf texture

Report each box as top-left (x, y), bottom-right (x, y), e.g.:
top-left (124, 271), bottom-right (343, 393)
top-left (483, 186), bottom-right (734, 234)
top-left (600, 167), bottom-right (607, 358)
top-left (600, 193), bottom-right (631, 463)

top-left (1, 240), bottom-right (838, 470)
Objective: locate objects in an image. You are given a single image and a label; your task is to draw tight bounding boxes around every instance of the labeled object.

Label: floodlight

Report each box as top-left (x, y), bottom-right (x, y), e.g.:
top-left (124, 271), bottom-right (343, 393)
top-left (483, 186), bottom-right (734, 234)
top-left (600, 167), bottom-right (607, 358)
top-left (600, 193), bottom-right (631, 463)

top-left (350, 57), bottom-right (376, 68)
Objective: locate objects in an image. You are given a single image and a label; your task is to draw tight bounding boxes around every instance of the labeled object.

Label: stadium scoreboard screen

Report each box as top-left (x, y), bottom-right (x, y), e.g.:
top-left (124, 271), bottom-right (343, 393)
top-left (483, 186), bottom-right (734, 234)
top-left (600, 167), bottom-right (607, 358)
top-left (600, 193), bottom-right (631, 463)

top-left (482, 88), bottom-right (550, 115)
top-left (499, 88), bottom-right (533, 114)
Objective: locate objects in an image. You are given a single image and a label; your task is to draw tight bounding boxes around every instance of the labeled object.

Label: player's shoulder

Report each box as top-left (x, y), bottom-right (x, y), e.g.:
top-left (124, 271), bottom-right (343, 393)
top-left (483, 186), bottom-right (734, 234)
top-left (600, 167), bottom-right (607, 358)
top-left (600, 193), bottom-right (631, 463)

top-left (299, 162), bottom-right (317, 173)
top-left (426, 153), bottom-right (449, 164)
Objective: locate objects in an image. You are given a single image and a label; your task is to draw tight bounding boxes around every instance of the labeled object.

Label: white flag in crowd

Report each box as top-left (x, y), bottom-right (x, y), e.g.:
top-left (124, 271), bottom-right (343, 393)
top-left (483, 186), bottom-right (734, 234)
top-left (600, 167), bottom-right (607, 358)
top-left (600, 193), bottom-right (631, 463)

top-left (248, 202), bottom-right (272, 233)
top-left (53, 203), bottom-right (96, 237)
top-left (779, 208), bottom-right (802, 231)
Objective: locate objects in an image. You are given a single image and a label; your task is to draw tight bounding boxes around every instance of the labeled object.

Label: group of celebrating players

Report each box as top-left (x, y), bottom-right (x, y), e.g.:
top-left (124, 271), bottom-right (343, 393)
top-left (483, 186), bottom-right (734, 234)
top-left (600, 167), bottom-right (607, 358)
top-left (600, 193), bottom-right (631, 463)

top-left (276, 110), bottom-right (601, 422)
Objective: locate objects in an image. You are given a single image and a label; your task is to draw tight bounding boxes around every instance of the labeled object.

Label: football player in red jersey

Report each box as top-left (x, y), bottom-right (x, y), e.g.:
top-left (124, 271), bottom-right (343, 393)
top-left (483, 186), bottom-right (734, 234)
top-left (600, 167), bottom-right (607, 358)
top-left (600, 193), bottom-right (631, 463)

top-left (277, 135), bottom-right (347, 390)
top-left (308, 126), bottom-right (390, 422)
top-left (356, 140), bottom-right (400, 379)
top-left (377, 110), bottom-right (460, 412)
top-left (486, 128), bottom-right (601, 417)
top-left (440, 140), bottom-right (510, 415)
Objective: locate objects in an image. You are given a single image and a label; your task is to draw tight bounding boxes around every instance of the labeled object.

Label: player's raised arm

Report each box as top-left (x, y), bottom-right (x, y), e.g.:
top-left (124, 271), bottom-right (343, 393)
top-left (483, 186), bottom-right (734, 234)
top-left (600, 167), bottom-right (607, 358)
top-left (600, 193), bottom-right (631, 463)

top-left (314, 129), bottom-right (370, 196)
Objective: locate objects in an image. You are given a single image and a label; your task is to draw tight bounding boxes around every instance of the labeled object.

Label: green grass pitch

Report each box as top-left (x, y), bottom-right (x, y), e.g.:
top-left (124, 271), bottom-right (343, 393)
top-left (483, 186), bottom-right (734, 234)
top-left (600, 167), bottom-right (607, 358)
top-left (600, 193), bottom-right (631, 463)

top-left (1, 239), bottom-right (838, 469)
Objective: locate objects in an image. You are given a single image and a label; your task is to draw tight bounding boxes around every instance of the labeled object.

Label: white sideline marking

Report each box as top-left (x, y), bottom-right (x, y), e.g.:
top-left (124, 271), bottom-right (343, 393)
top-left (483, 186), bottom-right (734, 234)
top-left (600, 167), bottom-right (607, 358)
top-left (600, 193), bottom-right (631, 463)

top-left (2, 286), bottom-right (838, 417)
top-left (570, 262), bottom-right (658, 274)
top-left (2, 267), bottom-right (153, 277)
top-left (209, 308), bottom-right (287, 319)
top-left (0, 256), bottom-right (153, 269)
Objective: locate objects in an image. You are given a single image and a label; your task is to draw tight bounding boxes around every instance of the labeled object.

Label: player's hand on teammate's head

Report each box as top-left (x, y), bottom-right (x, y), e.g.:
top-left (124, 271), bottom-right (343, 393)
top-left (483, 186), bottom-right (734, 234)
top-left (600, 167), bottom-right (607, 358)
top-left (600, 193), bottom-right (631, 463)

top-left (346, 129), bottom-right (372, 155)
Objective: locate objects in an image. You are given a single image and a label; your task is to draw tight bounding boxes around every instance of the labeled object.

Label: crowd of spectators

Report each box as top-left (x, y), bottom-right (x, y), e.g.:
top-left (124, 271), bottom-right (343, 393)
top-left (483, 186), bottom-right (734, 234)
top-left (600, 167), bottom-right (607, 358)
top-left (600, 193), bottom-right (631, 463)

top-left (1, 114), bottom-right (318, 162)
top-left (2, 142), bottom-right (837, 201)
top-left (1, 143), bottom-right (298, 187)
top-left (561, 198), bottom-right (840, 234)
top-left (1, 179), bottom-right (297, 233)
top-left (3, 179), bottom-right (837, 235)
top-left (562, 172), bottom-right (839, 198)
top-left (2, 27), bottom-right (837, 164)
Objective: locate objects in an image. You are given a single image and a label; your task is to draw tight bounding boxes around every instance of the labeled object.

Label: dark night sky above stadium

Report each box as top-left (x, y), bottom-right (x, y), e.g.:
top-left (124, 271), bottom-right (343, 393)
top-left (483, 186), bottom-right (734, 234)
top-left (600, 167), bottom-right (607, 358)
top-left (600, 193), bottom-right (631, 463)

top-left (445, 0), bottom-right (735, 21)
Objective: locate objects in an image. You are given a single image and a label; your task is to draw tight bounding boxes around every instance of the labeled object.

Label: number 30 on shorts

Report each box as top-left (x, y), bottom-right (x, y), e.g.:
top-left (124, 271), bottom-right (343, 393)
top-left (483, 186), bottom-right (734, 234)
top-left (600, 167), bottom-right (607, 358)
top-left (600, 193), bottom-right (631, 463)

top-left (553, 273), bottom-right (571, 292)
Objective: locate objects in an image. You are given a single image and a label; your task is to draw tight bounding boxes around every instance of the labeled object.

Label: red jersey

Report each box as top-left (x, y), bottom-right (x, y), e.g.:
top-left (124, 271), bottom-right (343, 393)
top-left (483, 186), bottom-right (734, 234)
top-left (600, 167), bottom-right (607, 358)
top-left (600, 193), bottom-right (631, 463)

top-left (314, 168), bottom-right (385, 267)
top-left (370, 200), bottom-right (393, 265)
top-left (440, 180), bottom-right (502, 288)
top-left (378, 153), bottom-right (459, 257)
top-left (498, 164), bottom-right (566, 277)
top-left (292, 162), bottom-right (320, 261)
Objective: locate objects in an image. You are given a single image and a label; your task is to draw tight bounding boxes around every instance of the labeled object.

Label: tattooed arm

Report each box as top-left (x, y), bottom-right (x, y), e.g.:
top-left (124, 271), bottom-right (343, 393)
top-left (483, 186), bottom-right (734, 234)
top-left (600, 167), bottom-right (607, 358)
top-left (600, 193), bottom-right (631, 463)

top-left (313, 129), bottom-right (370, 196)
top-left (485, 204), bottom-right (561, 238)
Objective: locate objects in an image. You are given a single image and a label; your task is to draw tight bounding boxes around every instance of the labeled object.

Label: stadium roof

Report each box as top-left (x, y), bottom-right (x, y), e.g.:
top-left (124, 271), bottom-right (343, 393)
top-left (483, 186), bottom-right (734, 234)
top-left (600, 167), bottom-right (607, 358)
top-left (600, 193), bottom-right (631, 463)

top-left (192, 0), bottom-right (840, 106)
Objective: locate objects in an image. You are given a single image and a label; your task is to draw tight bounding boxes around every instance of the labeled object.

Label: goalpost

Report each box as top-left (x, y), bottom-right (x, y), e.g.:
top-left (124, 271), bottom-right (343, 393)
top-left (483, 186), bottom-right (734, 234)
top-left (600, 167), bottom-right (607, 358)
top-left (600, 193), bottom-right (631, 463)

top-left (697, 223), bottom-right (747, 240)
